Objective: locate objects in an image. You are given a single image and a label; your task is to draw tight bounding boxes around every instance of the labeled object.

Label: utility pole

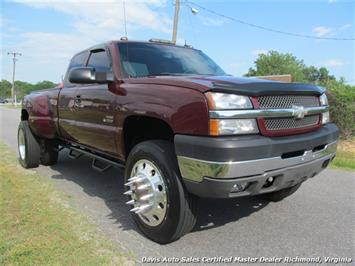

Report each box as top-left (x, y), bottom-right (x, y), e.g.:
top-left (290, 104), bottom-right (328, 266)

top-left (7, 52), bottom-right (22, 105)
top-left (172, 0), bottom-right (180, 44)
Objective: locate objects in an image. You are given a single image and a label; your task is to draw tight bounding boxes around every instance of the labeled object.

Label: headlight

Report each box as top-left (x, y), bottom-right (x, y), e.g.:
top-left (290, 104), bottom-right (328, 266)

top-left (210, 119), bottom-right (259, 135)
top-left (320, 93), bottom-right (329, 124)
top-left (206, 92), bottom-right (258, 135)
top-left (320, 93), bottom-right (328, 106)
top-left (322, 112), bottom-right (330, 124)
top-left (206, 92), bottom-right (252, 109)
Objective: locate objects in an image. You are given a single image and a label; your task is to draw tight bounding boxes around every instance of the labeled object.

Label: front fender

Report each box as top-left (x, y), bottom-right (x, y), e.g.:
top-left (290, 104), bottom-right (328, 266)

top-left (117, 83), bottom-right (210, 135)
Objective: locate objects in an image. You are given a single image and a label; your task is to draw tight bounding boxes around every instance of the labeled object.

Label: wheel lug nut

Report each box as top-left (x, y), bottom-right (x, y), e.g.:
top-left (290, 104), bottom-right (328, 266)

top-left (126, 199), bottom-right (135, 205)
top-left (140, 193), bottom-right (153, 200)
top-left (137, 184), bottom-right (149, 190)
top-left (124, 190), bottom-right (133, 196)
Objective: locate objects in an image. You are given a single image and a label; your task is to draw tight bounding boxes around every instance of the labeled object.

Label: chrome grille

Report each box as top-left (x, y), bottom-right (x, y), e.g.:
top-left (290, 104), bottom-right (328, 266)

top-left (257, 95), bottom-right (321, 133)
top-left (257, 95), bottom-right (319, 109)
top-left (264, 115), bottom-right (320, 131)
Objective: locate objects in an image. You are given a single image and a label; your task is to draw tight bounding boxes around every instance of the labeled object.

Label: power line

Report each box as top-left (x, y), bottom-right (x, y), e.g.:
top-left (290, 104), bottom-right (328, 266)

top-left (185, 1), bottom-right (355, 41)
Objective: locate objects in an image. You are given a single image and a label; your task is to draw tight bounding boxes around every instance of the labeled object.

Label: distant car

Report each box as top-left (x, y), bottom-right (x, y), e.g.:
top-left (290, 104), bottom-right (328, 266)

top-left (0, 98), bottom-right (8, 104)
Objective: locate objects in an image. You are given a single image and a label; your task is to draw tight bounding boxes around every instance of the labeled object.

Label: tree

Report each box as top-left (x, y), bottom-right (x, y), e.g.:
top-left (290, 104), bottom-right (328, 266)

top-left (245, 51), bottom-right (354, 138)
top-left (0, 80), bottom-right (57, 100)
top-left (0, 80), bottom-right (12, 98)
top-left (33, 81), bottom-right (57, 90)
top-left (17, 80), bottom-right (57, 99)
top-left (302, 65), bottom-right (320, 83)
top-left (245, 51), bottom-right (306, 82)
top-left (14, 81), bottom-right (33, 100)
top-left (326, 79), bottom-right (355, 138)
top-left (318, 67), bottom-right (336, 86)
top-left (245, 51), bottom-right (336, 85)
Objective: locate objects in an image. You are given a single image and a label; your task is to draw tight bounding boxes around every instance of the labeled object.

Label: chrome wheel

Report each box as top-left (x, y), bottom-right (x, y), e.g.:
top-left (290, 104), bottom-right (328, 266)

top-left (18, 128), bottom-right (26, 160)
top-left (125, 159), bottom-right (168, 227)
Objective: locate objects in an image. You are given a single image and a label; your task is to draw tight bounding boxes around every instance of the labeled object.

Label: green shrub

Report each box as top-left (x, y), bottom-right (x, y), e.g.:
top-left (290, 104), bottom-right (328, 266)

top-left (326, 80), bottom-right (355, 139)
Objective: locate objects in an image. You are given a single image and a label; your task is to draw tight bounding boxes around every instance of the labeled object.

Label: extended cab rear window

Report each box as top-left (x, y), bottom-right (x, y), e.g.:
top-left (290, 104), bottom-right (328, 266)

top-left (118, 43), bottom-right (225, 78)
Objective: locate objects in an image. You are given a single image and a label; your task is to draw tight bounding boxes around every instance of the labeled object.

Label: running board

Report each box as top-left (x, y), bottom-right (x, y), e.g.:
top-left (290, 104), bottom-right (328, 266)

top-left (55, 146), bottom-right (65, 153)
top-left (68, 149), bottom-right (83, 159)
top-left (67, 146), bottom-right (125, 171)
top-left (92, 158), bottom-right (112, 172)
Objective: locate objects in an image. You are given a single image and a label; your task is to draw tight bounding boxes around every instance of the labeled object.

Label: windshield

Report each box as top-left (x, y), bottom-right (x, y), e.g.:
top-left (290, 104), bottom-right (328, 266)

top-left (118, 42), bottom-right (225, 78)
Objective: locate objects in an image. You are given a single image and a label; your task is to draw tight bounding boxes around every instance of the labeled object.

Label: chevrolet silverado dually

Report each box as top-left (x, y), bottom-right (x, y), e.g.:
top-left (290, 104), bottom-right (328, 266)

top-left (18, 39), bottom-right (339, 243)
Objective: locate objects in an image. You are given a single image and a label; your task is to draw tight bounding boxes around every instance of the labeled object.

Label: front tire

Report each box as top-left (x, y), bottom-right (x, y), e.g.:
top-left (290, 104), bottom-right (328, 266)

top-left (124, 140), bottom-right (197, 244)
top-left (18, 121), bottom-right (40, 169)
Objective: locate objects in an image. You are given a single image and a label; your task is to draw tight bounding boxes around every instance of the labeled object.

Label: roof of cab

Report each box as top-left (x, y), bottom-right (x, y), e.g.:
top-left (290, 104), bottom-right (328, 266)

top-left (72, 39), bottom-right (196, 58)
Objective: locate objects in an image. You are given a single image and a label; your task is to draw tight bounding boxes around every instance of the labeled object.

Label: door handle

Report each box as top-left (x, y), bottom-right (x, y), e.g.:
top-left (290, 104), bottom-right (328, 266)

top-left (74, 95), bottom-right (82, 107)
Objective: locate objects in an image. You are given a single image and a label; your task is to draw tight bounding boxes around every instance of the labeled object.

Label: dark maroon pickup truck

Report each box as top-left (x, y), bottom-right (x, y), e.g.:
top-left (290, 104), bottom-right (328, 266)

top-left (19, 39), bottom-right (339, 243)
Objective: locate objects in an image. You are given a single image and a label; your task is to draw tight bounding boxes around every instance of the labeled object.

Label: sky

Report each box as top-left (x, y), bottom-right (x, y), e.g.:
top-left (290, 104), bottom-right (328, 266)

top-left (0, 0), bottom-right (354, 84)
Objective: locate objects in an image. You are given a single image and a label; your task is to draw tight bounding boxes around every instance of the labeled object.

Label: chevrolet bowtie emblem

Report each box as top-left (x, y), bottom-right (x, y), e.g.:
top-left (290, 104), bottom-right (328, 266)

top-left (292, 105), bottom-right (307, 119)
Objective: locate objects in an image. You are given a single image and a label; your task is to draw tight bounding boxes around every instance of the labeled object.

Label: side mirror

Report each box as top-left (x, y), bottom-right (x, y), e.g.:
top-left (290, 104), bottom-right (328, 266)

top-left (69, 67), bottom-right (114, 84)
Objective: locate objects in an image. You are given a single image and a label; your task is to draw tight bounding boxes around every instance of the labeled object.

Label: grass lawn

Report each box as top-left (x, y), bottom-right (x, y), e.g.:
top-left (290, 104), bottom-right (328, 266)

top-left (330, 138), bottom-right (355, 171)
top-left (0, 143), bottom-right (132, 265)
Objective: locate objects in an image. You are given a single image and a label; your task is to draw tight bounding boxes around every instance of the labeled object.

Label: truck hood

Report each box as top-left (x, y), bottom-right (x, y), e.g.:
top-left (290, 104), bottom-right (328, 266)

top-left (127, 75), bottom-right (325, 96)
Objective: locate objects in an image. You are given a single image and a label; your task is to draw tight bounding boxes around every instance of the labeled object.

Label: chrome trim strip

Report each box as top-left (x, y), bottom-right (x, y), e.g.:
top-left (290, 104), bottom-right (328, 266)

top-left (177, 141), bottom-right (337, 182)
top-left (209, 106), bottom-right (329, 119)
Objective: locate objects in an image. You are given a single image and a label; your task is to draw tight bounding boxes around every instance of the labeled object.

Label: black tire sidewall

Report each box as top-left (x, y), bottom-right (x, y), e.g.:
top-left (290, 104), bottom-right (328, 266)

top-left (18, 121), bottom-right (29, 168)
top-left (124, 140), bottom-right (186, 244)
top-left (18, 121), bottom-right (40, 168)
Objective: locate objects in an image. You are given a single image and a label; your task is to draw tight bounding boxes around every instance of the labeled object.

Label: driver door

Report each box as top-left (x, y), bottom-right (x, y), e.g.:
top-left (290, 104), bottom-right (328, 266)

top-left (71, 48), bottom-right (119, 155)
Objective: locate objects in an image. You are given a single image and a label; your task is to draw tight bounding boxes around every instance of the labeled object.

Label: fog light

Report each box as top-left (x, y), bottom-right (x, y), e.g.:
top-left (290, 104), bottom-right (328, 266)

top-left (231, 182), bottom-right (249, 192)
top-left (263, 176), bottom-right (275, 188)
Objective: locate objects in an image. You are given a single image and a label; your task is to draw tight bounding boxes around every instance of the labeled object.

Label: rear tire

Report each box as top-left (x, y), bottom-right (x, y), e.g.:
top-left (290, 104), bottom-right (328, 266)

top-left (124, 140), bottom-right (197, 244)
top-left (18, 121), bottom-right (40, 169)
top-left (257, 183), bottom-right (302, 202)
top-left (40, 140), bottom-right (58, 166)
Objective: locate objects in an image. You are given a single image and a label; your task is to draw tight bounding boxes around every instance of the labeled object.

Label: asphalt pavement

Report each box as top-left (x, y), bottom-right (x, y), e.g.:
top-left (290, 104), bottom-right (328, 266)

top-left (0, 107), bottom-right (354, 265)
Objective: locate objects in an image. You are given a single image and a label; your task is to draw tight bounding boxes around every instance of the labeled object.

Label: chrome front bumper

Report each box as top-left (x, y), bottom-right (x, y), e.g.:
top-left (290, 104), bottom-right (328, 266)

top-left (177, 141), bottom-right (337, 183)
top-left (175, 124), bottom-right (339, 198)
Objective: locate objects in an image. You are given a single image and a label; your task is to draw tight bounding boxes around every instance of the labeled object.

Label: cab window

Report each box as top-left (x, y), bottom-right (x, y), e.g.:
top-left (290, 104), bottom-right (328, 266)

top-left (64, 51), bottom-right (88, 86)
top-left (87, 50), bottom-right (111, 72)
